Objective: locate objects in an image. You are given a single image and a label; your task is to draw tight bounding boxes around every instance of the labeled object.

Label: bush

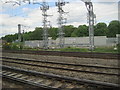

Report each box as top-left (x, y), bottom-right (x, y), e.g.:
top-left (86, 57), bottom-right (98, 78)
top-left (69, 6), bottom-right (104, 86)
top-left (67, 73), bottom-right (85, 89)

top-left (60, 47), bottom-right (88, 52)
top-left (3, 43), bottom-right (12, 50)
top-left (11, 44), bottom-right (20, 50)
top-left (117, 44), bottom-right (120, 53)
top-left (3, 43), bottom-right (20, 50)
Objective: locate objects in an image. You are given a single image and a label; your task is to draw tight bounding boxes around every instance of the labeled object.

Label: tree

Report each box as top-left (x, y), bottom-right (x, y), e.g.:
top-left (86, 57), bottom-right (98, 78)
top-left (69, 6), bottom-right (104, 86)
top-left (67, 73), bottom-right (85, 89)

top-left (71, 25), bottom-right (88, 37)
top-left (23, 32), bottom-right (33, 41)
top-left (94, 22), bottom-right (108, 36)
top-left (48, 27), bottom-right (58, 40)
top-left (2, 34), bottom-right (18, 42)
top-left (2, 20), bottom-right (120, 42)
top-left (63, 25), bottom-right (75, 37)
top-left (30, 27), bottom-right (43, 40)
top-left (107, 20), bottom-right (120, 37)
top-left (71, 28), bottom-right (78, 37)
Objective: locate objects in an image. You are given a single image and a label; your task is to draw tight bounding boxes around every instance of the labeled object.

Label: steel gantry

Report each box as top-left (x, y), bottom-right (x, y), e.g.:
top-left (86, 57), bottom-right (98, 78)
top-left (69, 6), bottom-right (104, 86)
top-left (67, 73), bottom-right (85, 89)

top-left (56, 0), bottom-right (68, 48)
top-left (33, 0), bottom-right (51, 49)
top-left (40, 1), bottom-right (49, 49)
top-left (81, 0), bottom-right (96, 51)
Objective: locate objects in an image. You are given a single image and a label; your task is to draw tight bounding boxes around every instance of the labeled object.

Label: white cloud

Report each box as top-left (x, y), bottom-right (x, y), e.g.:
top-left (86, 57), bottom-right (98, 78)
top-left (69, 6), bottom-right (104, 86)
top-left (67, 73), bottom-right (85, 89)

top-left (94, 2), bottom-right (118, 24)
top-left (0, 1), bottom-right (118, 38)
top-left (92, 0), bottom-right (119, 2)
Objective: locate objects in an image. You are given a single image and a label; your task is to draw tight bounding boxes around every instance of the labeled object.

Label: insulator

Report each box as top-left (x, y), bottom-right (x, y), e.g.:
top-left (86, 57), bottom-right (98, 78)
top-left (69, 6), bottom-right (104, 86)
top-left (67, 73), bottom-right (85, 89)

top-left (55, 2), bottom-right (58, 6)
top-left (47, 6), bottom-right (49, 9)
top-left (63, 2), bottom-right (66, 5)
top-left (40, 6), bottom-right (43, 10)
top-left (66, 2), bottom-right (69, 4)
top-left (94, 14), bottom-right (96, 18)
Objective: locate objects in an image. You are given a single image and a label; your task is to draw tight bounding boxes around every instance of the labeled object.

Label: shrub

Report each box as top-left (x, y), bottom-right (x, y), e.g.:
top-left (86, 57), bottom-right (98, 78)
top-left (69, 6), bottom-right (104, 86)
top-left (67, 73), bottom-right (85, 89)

top-left (2, 43), bottom-right (11, 50)
top-left (117, 44), bottom-right (120, 53)
top-left (11, 44), bottom-right (20, 50)
top-left (3, 43), bottom-right (20, 50)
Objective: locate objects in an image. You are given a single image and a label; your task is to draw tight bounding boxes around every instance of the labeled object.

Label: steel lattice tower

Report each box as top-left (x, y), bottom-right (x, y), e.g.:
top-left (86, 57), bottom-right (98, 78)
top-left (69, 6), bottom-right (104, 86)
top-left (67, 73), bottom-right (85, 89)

top-left (33, 0), bottom-right (51, 49)
top-left (56, 0), bottom-right (68, 48)
top-left (40, 0), bottom-right (50, 49)
top-left (85, 2), bottom-right (96, 51)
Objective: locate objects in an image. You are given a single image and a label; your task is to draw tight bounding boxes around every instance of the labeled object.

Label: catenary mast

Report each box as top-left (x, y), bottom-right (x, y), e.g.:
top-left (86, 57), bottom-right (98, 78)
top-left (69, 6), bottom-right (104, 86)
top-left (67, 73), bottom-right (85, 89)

top-left (56, 0), bottom-right (68, 48)
top-left (81, 0), bottom-right (96, 51)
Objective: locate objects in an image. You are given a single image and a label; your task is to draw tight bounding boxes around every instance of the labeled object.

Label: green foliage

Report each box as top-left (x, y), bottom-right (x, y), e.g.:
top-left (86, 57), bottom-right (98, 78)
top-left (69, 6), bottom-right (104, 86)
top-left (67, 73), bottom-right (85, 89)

top-left (78, 25), bottom-right (89, 37)
top-left (2, 43), bottom-right (11, 50)
top-left (47, 46), bottom-right (118, 53)
top-left (71, 25), bottom-right (88, 37)
top-left (117, 44), bottom-right (120, 53)
top-left (60, 47), bottom-right (88, 52)
top-left (3, 42), bottom-right (21, 50)
top-left (71, 29), bottom-right (78, 37)
top-left (57, 47), bottom-right (118, 53)
top-left (94, 23), bottom-right (108, 36)
top-left (23, 31), bottom-right (33, 41)
top-left (11, 43), bottom-right (20, 50)
top-left (63, 25), bottom-right (75, 37)
top-left (93, 47), bottom-right (118, 53)
top-left (2, 34), bottom-right (18, 42)
top-left (107, 20), bottom-right (120, 37)
top-left (2, 20), bottom-right (120, 42)
top-left (48, 27), bottom-right (58, 39)
top-left (30, 27), bottom-right (43, 40)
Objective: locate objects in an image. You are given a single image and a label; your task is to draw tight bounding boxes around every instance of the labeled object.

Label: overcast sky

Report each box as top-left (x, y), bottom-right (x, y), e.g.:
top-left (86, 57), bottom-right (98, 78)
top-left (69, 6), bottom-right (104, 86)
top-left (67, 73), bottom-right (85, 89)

top-left (0, 0), bottom-right (119, 38)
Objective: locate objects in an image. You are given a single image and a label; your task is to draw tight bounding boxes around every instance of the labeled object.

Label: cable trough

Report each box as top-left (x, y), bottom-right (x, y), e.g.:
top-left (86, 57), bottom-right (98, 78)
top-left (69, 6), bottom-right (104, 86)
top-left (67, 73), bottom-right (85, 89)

top-left (2, 65), bottom-right (120, 88)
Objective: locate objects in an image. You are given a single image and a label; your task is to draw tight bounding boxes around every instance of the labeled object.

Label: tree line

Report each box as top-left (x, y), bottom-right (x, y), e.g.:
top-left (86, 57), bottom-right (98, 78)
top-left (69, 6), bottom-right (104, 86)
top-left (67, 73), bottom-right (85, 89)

top-left (2, 20), bottom-right (120, 42)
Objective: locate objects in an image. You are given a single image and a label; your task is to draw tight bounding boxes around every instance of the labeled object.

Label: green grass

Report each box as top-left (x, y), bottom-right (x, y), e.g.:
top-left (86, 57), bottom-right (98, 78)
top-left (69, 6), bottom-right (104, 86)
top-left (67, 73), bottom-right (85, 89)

top-left (24, 46), bottom-right (119, 53)
top-left (49, 46), bottom-right (118, 53)
top-left (60, 47), bottom-right (89, 52)
top-left (93, 47), bottom-right (118, 53)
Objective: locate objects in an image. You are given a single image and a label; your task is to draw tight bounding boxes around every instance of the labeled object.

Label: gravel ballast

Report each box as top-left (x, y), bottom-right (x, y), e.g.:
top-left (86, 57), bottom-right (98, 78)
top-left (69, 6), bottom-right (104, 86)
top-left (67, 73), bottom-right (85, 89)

top-left (2, 52), bottom-right (119, 85)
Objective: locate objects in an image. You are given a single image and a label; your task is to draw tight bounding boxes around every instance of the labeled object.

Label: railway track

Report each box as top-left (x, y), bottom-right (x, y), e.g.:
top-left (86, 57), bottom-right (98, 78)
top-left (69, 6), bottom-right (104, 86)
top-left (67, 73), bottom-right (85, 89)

top-left (2, 65), bottom-right (120, 89)
top-left (3, 50), bottom-right (120, 59)
top-left (2, 57), bottom-right (120, 76)
top-left (2, 56), bottom-right (119, 85)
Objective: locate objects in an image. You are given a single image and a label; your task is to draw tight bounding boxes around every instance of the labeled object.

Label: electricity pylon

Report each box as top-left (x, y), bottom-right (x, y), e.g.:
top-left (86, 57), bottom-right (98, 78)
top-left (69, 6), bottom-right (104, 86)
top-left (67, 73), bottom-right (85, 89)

top-left (33, 0), bottom-right (52, 49)
top-left (41, 1), bottom-right (49, 49)
top-left (81, 0), bottom-right (96, 51)
top-left (56, 0), bottom-right (68, 48)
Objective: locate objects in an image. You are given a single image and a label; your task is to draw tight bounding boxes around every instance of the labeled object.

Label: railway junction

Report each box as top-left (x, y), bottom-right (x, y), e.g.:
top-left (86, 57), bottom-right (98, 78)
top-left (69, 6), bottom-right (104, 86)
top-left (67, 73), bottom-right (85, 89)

top-left (1, 50), bottom-right (120, 89)
top-left (1, 0), bottom-right (120, 89)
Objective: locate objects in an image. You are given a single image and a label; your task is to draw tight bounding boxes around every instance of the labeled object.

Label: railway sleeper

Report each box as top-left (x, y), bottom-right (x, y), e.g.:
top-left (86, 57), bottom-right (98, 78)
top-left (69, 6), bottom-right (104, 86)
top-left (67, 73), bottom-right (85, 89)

top-left (2, 65), bottom-right (120, 89)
